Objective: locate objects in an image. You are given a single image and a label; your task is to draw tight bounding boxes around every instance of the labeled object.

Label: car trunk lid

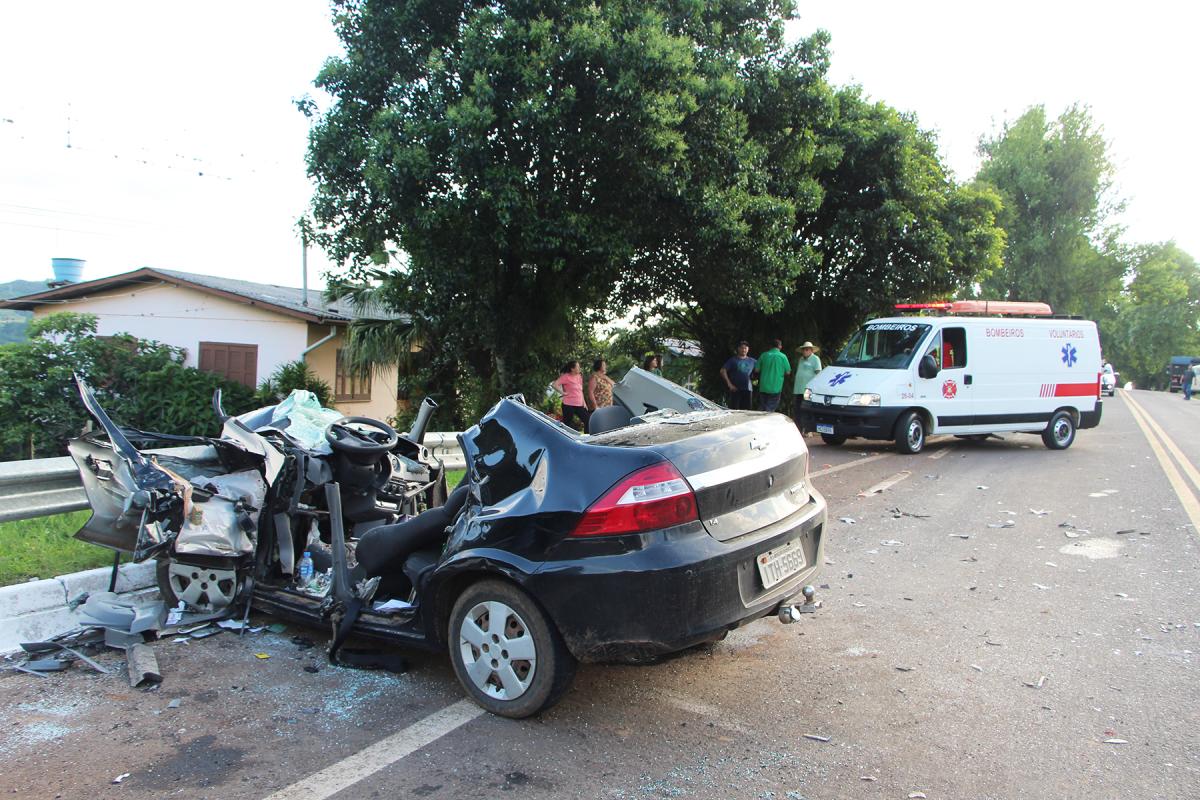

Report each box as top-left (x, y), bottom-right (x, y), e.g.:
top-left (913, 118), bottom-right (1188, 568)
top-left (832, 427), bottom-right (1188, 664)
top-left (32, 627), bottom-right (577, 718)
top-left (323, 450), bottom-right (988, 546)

top-left (584, 411), bottom-right (810, 541)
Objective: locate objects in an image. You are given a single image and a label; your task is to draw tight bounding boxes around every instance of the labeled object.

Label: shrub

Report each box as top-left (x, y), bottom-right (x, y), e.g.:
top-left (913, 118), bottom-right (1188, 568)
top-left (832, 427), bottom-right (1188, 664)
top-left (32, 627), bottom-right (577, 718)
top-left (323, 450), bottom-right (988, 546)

top-left (0, 312), bottom-right (257, 460)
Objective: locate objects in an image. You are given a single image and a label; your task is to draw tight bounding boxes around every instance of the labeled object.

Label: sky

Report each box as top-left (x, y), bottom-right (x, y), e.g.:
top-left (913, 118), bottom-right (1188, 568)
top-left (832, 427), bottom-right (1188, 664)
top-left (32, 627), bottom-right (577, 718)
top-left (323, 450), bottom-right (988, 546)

top-left (1, 1), bottom-right (1196, 290)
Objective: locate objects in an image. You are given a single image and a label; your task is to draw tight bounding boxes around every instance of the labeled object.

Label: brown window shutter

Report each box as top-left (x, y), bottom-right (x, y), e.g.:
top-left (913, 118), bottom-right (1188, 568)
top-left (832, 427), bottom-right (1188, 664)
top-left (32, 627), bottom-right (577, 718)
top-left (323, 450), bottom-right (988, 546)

top-left (199, 342), bottom-right (259, 388)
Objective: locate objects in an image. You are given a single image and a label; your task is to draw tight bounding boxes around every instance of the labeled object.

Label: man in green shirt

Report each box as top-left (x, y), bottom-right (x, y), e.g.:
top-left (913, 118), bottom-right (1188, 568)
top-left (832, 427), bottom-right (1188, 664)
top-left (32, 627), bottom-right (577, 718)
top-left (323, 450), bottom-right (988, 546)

top-left (791, 341), bottom-right (822, 431)
top-left (754, 339), bottom-right (791, 412)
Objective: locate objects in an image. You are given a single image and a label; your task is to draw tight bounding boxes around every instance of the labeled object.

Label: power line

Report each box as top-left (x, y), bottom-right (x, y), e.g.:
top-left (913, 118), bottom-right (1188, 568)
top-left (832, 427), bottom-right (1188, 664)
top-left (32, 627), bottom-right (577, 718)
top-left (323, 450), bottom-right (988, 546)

top-left (0, 218), bottom-right (114, 236)
top-left (0, 202), bottom-right (146, 226)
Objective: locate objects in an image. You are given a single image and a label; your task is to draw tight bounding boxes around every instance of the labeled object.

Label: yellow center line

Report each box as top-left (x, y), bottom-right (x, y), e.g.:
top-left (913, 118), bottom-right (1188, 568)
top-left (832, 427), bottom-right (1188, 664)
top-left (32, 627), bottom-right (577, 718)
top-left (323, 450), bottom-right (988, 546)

top-left (1119, 391), bottom-right (1200, 535)
top-left (1122, 391), bottom-right (1200, 496)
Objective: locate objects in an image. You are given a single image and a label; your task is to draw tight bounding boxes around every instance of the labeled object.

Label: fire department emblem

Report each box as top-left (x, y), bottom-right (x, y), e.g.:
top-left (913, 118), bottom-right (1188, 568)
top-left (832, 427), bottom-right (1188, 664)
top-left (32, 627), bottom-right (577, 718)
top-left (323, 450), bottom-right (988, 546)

top-left (942, 379), bottom-right (958, 399)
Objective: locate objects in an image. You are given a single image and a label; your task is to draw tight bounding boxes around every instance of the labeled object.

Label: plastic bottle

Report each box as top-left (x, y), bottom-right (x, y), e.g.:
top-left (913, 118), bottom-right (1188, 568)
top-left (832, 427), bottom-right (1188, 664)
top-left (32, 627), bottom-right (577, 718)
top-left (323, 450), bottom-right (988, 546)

top-left (297, 551), bottom-right (314, 587)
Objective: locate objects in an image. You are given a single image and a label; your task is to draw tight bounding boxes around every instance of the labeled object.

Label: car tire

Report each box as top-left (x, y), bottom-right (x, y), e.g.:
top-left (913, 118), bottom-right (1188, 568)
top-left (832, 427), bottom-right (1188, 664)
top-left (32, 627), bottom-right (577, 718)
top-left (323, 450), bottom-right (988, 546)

top-left (820, 434), bottom-right (846, 446)
top-left (1042, 411), bottom-right (1076, 450)
top-left (894, 411), bottom-right (925, 454)
top-left (448, 579), bottom-right (576, 719)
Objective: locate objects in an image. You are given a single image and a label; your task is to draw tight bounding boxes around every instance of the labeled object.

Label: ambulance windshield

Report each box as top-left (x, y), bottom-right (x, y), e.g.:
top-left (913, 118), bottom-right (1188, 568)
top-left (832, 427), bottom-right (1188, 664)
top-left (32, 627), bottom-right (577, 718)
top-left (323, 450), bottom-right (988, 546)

top-left (833, 322), bottom-right (931, 369)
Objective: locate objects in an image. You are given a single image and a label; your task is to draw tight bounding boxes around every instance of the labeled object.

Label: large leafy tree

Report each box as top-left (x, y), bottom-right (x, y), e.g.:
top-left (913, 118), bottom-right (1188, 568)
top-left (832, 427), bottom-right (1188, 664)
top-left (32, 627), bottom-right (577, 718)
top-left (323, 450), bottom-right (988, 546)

top-left (306, 0), bottom-right (833, 421)
top-left (644, 86), bottom-right (1004, 395)
top-left (975, 105), bottom-right (1127, 317)
top-left (307, 2), bottom-right (1003, 412)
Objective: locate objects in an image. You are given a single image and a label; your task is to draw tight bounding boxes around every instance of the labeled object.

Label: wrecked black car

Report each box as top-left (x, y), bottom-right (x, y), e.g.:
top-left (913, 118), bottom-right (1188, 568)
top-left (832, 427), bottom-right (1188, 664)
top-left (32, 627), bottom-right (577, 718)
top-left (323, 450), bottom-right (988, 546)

top-left (68, 368), bottom-right (827, 717)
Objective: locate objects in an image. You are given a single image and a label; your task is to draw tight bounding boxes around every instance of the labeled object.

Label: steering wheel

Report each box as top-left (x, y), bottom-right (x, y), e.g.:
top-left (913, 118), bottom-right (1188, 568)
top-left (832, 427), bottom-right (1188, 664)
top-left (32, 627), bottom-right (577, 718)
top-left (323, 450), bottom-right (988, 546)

top-left (324, 416), bottom-right (400, 458)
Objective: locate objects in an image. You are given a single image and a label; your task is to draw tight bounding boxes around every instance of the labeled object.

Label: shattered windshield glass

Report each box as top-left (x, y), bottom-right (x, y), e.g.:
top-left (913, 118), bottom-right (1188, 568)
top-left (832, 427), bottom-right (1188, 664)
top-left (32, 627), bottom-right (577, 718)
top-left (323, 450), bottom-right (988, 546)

top-left (833, 323), bottom-right (931, 369)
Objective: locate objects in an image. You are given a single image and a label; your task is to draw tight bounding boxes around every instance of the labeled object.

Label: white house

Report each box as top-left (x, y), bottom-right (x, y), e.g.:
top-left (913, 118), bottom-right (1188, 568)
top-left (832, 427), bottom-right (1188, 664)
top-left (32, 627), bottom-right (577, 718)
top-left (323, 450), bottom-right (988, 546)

top-left (0, 267), bottom-right (403, 421)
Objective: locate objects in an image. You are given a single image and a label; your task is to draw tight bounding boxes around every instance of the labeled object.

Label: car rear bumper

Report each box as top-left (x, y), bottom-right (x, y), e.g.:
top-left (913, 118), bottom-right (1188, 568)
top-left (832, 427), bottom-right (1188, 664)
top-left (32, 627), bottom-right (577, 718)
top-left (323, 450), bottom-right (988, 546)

top-left (528, 491), bottom-right (827, 663)
top-left (799, 402), bottom-right (905, 440)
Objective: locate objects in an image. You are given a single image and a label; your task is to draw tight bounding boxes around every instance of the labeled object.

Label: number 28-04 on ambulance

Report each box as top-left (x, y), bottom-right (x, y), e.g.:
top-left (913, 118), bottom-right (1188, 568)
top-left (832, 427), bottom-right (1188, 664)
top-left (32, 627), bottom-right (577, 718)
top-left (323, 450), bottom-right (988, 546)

top-left (797, 301), bottom-right (1103, 454)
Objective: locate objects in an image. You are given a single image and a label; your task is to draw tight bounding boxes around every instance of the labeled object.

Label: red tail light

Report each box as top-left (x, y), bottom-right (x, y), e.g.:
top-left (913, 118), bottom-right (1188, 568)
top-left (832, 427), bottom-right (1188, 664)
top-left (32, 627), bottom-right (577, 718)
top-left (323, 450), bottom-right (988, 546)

top-left (570, 462), bottom-right (698, 537)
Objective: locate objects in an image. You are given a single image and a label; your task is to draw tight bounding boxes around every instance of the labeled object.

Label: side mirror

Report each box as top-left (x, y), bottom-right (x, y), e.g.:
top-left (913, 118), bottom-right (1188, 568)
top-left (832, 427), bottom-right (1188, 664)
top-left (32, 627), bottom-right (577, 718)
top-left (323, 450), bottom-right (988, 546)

top-left (918, 354), bottom-right (940, 379)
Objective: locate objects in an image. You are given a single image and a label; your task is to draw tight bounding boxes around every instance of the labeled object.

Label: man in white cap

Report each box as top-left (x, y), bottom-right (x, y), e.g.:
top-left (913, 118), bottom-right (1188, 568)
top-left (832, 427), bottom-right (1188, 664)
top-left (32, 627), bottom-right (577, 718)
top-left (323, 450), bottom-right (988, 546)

top-left (791, 341), bottom-right (822, 432)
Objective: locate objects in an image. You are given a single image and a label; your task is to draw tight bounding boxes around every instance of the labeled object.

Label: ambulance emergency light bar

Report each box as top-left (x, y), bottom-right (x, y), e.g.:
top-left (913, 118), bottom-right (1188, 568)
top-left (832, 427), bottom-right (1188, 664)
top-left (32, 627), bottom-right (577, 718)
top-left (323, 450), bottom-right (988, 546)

top-left (894, 300), bottom-right (1054, 316)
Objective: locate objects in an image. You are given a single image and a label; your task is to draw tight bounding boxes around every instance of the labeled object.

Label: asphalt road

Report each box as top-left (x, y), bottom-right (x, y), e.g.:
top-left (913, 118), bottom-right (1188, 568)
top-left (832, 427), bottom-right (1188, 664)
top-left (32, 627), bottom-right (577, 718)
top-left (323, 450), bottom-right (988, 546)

top-left (2, 389), bottom-right (1197, 800)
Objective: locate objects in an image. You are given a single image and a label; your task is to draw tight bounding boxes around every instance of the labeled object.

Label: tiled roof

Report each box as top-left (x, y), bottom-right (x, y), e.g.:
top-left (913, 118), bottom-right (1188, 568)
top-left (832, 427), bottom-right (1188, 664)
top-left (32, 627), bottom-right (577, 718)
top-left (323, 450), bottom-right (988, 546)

top-left (0, 267), bottom-right (406, 324)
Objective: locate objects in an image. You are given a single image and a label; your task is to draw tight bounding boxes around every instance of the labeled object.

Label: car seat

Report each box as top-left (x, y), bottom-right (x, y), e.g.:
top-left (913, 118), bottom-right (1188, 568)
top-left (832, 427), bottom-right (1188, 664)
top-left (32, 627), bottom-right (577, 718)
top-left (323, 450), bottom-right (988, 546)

top-left (587, 405), bottom-right (633, 434)
top-left (354, 483), bottom-right (469, 578)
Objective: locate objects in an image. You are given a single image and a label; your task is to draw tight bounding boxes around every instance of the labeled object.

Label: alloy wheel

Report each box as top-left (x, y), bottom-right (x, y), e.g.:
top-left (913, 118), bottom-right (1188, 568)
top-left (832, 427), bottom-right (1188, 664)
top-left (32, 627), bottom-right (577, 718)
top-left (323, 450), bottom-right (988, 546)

top-left (458, 600), bottom-right (538, 700)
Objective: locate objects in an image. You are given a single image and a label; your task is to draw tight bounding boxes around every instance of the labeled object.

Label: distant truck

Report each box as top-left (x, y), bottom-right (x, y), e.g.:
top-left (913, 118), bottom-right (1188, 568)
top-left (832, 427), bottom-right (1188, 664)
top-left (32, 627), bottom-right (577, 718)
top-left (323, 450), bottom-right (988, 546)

top-left (1165, 356), bottom-right (1200, 392)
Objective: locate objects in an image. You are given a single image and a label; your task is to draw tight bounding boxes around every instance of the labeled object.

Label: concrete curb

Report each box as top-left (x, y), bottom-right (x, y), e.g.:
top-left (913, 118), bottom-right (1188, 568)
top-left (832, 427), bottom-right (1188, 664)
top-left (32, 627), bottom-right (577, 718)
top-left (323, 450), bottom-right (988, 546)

top-left (0, 561), bottom-right (157, 654)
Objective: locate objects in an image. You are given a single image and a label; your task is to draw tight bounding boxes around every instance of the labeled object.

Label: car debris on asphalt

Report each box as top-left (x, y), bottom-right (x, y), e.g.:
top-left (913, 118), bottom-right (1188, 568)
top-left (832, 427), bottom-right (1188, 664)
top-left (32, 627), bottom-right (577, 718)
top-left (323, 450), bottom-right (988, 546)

top-left (888, 507), bottom-right (930, 519)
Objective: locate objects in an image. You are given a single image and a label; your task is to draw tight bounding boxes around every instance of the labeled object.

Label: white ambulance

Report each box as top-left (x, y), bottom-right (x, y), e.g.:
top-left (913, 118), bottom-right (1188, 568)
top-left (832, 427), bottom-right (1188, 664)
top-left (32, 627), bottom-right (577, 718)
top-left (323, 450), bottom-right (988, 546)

top-left (798, 301), bottom-right (1103, 454)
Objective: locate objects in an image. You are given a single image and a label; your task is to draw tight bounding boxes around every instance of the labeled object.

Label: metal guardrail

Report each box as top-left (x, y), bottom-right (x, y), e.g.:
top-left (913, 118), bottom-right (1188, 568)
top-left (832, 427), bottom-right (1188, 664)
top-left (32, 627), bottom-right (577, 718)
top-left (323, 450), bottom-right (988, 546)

top-left (0, 434), bottom-right (465, 525)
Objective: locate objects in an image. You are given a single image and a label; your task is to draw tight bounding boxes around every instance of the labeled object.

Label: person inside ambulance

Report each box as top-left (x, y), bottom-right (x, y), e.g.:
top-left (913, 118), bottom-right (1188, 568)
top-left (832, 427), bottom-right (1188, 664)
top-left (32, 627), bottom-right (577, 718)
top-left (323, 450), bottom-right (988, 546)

top-left (922, 328), bottom-right (966, 373)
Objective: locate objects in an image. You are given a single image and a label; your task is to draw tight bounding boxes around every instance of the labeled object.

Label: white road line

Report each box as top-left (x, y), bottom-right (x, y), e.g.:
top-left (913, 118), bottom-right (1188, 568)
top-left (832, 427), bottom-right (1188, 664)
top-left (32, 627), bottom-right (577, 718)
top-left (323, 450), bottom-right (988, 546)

top-left (260, 699), bottom-right (484, 800)
top-left (928, 445), bottom-right (955, 460)
top-left (808, 453), bottom-right (890, 478)
top-left (859, 470), bottom-right (912, 496)
top-left (1120, 392), bottom-right (1200, 537)
top-left (657, 690), bottom-right (752, 735)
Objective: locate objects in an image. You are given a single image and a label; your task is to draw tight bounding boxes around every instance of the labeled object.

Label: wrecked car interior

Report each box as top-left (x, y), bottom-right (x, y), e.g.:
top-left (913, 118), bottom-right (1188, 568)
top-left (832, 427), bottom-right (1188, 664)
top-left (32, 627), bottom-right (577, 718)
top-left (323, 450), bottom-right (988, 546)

top-left (43, 368), bottom-right (826, 717)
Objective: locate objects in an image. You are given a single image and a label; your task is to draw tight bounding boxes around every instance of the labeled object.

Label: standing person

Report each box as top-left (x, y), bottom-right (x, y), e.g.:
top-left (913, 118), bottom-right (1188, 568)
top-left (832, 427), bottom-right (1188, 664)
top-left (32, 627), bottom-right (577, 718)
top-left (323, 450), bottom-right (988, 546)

top-left (791, 341), bottom-right (822, 431)
top-left (754, 339), bottom-right (791, 412)
top-left (588, 358), bottom-right (614, 411)
top-left (552, 360), bottom-right (591, 431)
top-left (720, 341), bottom-right (757, 410)
top-left (642, 353), bottom-right (663, 376)
top-left (1185, 362), bottom-right (1195, 401)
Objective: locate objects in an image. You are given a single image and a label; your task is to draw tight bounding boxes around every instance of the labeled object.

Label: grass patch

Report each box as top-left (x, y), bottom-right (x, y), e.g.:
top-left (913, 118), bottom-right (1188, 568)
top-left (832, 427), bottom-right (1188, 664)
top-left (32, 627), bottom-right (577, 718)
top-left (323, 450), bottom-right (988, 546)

top-left (0, 470), bottom-right (468, 588)
top-left (0, 511), bottom-right (112, 587)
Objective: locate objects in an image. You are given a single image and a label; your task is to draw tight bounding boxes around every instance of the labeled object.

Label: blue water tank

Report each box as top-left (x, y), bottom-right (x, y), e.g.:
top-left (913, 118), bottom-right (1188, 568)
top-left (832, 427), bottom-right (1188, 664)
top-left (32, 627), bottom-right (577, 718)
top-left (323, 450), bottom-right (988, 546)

top-left (51, 258), bottom-right (85, 283)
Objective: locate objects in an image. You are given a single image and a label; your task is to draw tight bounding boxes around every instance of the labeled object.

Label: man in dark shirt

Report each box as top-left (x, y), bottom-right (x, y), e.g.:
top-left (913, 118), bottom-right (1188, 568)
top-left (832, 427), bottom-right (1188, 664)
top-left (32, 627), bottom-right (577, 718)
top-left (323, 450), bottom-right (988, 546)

top-left (720, 341), bottom-right (757, 410)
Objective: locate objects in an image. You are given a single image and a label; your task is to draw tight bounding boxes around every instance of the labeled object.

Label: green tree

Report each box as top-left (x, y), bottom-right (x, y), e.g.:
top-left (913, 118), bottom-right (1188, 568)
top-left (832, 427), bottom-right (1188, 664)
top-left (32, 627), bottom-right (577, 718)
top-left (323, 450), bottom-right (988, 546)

top-left (642, 86), bottom-right (1004, 397)
top-left (306, 0), bottom-right (830, 419)
top-left (975, 105), bottom-right (1127, 317)
top-left (1101, 243), bottom-right (1200, 388)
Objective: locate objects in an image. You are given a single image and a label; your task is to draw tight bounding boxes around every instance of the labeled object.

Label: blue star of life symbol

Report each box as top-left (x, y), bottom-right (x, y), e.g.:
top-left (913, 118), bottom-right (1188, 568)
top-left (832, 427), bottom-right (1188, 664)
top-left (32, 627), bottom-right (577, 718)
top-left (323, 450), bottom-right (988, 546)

top-left (829, 371), bottom-right (852, 386)
top-left (1061, 343), bottom-right (1077, 367)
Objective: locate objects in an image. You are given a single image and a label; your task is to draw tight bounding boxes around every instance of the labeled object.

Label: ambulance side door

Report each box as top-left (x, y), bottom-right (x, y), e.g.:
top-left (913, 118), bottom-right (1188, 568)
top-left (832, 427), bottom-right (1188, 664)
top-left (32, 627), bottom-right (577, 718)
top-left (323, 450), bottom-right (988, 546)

top-left (916, 326), bottom-right (973, 431)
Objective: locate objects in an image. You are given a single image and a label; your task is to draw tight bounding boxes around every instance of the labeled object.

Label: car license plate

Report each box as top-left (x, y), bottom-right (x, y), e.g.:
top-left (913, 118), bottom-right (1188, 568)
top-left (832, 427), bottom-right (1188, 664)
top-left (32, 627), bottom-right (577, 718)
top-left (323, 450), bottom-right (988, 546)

top-left (816, 423), bottom-right (834, 435)
top-left (756, 538), bottom-right (807, 590)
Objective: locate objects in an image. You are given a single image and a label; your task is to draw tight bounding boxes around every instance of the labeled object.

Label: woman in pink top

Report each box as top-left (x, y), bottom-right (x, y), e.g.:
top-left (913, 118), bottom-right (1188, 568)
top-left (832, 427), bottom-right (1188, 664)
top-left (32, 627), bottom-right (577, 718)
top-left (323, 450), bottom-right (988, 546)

top-left (552, 360), bottom-right (590, 432)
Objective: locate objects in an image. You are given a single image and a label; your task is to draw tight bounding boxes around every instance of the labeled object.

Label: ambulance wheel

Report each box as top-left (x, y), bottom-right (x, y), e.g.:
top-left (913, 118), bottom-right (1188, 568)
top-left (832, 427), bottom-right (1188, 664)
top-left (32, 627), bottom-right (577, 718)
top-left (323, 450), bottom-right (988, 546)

top-left (894, 412), bottom-right (925, 454)
top-left (820, 434), bottom-right (846, 446)
top-left (1042, 411), bottom-right (1076, 450)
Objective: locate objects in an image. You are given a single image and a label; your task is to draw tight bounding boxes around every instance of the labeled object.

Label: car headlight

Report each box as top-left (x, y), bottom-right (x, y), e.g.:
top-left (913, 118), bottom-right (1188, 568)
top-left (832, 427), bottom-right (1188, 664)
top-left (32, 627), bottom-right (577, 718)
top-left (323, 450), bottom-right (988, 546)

top-left (848, 393), bottom-right (881, 407)
top-left (803, 388), bottom-right (812, 402)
